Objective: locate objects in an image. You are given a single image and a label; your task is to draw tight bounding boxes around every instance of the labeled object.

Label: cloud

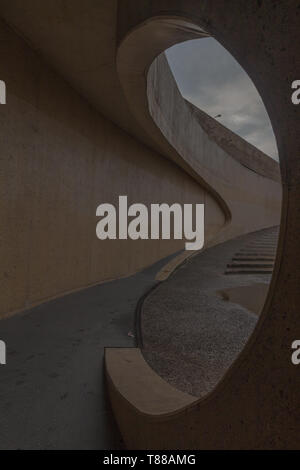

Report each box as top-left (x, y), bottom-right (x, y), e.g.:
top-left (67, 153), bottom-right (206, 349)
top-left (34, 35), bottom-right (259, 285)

top-left (166, 37), bottom-right (278, 160)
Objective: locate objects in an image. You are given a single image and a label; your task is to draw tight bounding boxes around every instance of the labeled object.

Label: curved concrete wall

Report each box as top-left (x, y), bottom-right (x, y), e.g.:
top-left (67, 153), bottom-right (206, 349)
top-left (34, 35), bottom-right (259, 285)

top-left (1, 0), bottom-right (297, 450)
top-left (0, 19), bottom-right (224, 318)
top-left (0, 1), bottom-right (281, 323)
top-left (105, 0), bottom-right (299, 450)
top-left (147, 53), bottom-right (281, 243)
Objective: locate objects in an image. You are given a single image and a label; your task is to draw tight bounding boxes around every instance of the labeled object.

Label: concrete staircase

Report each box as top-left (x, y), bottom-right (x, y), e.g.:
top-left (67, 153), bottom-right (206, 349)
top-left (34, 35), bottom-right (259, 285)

top-left (225, 227), bottom-right (279, 275)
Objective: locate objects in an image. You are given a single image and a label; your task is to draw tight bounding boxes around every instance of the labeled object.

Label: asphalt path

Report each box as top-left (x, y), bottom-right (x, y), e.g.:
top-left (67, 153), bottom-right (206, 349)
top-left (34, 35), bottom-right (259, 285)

top-left (0, 253), bottom-right (176, 450)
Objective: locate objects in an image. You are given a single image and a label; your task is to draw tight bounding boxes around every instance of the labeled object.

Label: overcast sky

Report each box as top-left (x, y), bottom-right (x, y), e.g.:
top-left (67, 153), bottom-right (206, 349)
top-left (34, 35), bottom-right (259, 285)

top-left (166, 38), bottom-right (278, 160)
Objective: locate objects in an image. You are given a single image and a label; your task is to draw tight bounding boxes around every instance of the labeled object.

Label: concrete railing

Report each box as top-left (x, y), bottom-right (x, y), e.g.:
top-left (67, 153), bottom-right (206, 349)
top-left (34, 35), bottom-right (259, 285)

top-left (105, 0), bottom-right (299, 450)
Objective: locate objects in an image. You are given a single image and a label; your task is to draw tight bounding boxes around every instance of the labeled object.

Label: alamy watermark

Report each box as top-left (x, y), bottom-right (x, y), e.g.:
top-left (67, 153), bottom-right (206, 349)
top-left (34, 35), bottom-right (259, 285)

top-left (0, 80), bottom-right (6, 104)
top-left (96, 196), bottom-right (205, 251)
top-left (291, 340), bottom-right (300, 365)
top-left (0, 340), bottom-right (6, 365)
top-left (291, 80), bottom-right (300, 105)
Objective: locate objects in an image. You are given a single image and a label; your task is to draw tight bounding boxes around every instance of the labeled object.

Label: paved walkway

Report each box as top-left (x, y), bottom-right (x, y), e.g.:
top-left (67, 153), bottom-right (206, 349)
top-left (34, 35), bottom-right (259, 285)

top-left (141, 227), bottom-right (279, 398)
top-left (0, 253), bottom-right (176, 450)
top-left (0, 228), bottom-right (279, 448)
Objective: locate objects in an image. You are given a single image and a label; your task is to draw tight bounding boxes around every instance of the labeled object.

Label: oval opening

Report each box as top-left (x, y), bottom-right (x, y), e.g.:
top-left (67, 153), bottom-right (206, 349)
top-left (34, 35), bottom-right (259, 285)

top-left (141, 37), bottom-right (282, 398)
top-left (167, 37), bottom-right (278, 160)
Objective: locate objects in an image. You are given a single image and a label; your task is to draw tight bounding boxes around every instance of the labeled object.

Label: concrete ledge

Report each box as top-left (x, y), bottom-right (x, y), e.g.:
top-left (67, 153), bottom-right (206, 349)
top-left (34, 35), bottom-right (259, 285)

top-left (218, 283), bottom-right (269, 316)
top-left (155, 237), bottom-right (227, 281)
top-left (155, 250), bottom-right (198, 281)
top-left (105, 2), bottom-right (299, 449)
top-left (105, 348), bottom-right (195, 415)
top-left (105, 348), bottom-right (196, 447)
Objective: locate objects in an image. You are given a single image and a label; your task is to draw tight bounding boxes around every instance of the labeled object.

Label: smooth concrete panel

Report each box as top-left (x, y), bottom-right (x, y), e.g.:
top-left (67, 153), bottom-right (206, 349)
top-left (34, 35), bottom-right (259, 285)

top-left (0, 19), bottom-right (224, 318)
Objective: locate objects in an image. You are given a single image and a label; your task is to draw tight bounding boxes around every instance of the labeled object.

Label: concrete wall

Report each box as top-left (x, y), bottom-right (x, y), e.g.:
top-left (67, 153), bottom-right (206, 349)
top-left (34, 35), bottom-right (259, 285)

top-left (0, 20), bottom-right (225, 318)
top-left (147, 54), bottom-right (281, 243)
top-left (105, 0), bottom-right (300, 450)
top-left (0, 1), bottom-right (283, 321)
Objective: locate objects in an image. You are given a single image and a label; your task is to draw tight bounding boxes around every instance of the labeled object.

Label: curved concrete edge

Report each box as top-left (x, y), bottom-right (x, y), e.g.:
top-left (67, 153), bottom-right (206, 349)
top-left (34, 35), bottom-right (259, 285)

top-left (147, 53), bottom-right (281, 243)
top-left (116, 16), bottom-right (231, 224)
top-left (105, 348), bottom-right (197, 448)
top-left (186, 101), bottom-right (281, 183)
top-left (154, 236), bottom-right (219, 281)
top-left (148, 54), bottom-right (280, 183)
top-left (107, 1), bottom-right (299, 450)
top-left (218, 283), bottom-right (269, 316)
top-left (116, 15), bottom-right (281, 248)
top-left (155, 249), bottom-right (197, 281)
top-left (104, 230), bottom-right (274, 448)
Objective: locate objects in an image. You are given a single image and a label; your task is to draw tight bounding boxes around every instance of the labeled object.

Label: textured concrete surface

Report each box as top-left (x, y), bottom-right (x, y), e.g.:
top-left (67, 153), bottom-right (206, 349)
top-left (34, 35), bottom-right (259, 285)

top-left (225, 226), bottom-right (279, 274)
top-left (0, 253), bottom-right (175, 449)
top-left (188, 103), bottom-right (281, 183)
top-left (142, 229), bottom-right (277, 397)
top-left (0, 0), bottom-right (298, 450)
top-left (147, 55), bottom-right (281, 241)
top-left (218, 283), bottom-right (269, 316)
top-left (105, 1), bottom-right (299, 450)
top-left (0, 17), bottom-right (223, 319)
top-left (106, 348), bottom-right (196, 414)
top-left (0, 2), bottom-right (281, 319)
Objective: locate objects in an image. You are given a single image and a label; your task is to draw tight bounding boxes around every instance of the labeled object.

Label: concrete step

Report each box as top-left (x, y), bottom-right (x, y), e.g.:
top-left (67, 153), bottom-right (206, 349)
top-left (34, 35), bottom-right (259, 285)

top-left (237, 252), bottom-right (276, 256)
top-left (238, 248), bottom-right (276, 252)
top-left (245, 242), bottom-right (277, 246)
top-left (233, 258), bottom-right (275, 263)
top-left (245, 245), bottom-right (277, 251)
top-left (232, 257), bottom-right (275, 261)
top-left (225, 227), bottom-right (279, 275)
top-left (227, 262), bottom-right (274, 268)
top-left (225, 267), bottom-right (273, 275)
top-left (246, 243), bottom-right (277, 247)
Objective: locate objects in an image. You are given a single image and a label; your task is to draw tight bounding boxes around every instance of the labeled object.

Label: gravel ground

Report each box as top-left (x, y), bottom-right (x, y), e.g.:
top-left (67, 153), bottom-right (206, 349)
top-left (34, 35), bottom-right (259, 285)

top-left (141, 228), bottom-right (278, 397)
